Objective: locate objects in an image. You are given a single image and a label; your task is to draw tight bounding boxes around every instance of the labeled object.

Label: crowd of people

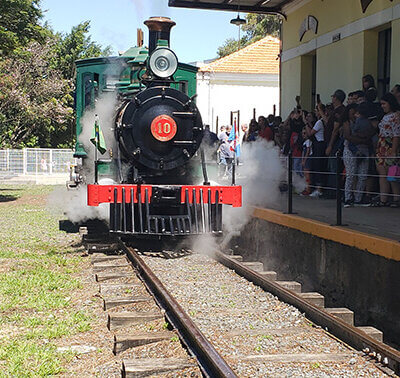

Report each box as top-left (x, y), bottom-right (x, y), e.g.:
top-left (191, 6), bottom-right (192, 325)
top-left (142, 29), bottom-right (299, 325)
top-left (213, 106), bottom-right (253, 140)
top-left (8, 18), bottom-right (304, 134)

top-left (206, 76), bottom-right (400, 208)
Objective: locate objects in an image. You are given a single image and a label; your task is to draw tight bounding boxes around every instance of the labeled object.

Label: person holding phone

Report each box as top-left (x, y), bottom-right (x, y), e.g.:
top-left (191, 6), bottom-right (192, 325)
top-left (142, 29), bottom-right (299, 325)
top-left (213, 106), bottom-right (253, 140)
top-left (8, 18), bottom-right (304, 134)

top-left (306, 103), bottom-right (326, 197)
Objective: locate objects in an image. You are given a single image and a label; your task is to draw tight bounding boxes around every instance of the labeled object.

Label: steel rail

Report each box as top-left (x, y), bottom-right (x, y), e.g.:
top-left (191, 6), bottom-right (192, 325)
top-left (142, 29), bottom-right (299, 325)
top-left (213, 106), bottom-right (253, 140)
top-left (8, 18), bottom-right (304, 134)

top-left (214, 251), bottom-right (400, 375)
top-left (120, 243), bottom-right (237, 378)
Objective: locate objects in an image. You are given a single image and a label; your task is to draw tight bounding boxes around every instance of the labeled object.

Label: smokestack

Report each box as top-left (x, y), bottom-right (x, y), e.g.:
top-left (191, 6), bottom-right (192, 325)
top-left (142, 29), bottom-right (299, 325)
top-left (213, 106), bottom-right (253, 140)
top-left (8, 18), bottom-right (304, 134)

top-left (144, 17), bottom-right (176, 54)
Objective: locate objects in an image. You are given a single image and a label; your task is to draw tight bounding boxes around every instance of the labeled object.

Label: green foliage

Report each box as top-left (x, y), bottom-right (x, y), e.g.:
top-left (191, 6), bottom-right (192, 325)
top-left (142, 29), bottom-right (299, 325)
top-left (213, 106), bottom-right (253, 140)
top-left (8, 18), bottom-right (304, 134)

top-left (0, 184), bottom-right (93, 376)
top-left (0, 340), bottom-right (67, 377)
top-left (50, 21), bottom-right (112, 79)
top-left (0, 0), bottom-right (111, 148)
top-left (0, 0), bottom-right (48, 56)
top-left (217, 14), bottom-right (281, 57)
top-left (217, 37), bottom-right (247, 58)
top-left (0, 41), bottom-right (74, 148)
top-left (242, 14), bottom-right (281, 40)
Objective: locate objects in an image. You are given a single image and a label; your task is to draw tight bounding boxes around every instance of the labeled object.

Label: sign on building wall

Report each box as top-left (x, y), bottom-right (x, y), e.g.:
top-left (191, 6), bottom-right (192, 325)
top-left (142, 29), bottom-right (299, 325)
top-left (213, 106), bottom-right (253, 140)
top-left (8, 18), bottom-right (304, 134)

top-left (299, 15), bottom-right (319, 41)
top-left (361, 0), bottom-right (393, 13)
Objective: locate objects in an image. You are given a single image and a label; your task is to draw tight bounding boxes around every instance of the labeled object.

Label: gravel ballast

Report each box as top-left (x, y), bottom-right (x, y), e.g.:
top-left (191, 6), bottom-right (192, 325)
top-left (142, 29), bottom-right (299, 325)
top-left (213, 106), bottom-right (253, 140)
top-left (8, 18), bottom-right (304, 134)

top-left (142, 252), bottom-right (387, 377)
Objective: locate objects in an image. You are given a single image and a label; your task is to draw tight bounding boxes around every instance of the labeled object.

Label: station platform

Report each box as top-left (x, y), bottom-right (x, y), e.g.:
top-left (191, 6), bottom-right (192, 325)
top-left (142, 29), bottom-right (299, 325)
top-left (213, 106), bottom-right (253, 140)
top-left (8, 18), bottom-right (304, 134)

top-left (234, 198), bottom-right (400, 346)
top-left (254, 195), bottom-right (400, 262)
top-left (289, 196), bottom-right (399, 241)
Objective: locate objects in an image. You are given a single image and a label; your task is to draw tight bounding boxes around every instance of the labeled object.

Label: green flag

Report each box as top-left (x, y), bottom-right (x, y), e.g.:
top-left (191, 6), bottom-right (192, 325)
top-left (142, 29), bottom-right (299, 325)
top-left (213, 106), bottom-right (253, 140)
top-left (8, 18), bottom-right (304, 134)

top-left (90, 115), bottom-right (107, 155)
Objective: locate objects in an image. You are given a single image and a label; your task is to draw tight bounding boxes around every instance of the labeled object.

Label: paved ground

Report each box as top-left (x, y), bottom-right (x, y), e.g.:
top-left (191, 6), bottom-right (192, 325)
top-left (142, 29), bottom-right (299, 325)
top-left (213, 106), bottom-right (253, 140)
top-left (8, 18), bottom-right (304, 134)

top-left (0, 174), bottom-right (68, 185)
top-left (271, 194), bottom-right (400, 242)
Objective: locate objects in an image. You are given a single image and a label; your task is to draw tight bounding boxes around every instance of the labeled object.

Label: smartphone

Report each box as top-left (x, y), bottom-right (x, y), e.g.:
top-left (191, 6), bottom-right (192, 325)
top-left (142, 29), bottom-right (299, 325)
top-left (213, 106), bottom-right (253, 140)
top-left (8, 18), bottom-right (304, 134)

top-left (316, 94), bottom-right (321, 104)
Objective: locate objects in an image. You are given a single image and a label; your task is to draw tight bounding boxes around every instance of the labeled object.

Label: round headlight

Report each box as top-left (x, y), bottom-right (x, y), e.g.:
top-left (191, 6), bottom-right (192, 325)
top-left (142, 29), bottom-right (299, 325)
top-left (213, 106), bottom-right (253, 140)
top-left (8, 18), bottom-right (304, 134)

top-left (149, 48), bottom-right (178, 78)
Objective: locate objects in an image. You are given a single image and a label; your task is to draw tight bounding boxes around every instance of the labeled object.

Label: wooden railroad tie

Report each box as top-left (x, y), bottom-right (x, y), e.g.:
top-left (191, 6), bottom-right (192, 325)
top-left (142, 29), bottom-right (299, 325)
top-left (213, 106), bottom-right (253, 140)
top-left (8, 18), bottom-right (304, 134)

top-left (92, 262), bottom-right (131, 273)
top-left (107, 311), bottom-right (163, 330)
top-left (113, 332), bottom-right (173, 354)
top-left (103, 296), bottom-right (152, 310)
top-left (91, 254), bottom-right (127, 264)
top-left (86, 243), bottom-right (119, 254)
top-left (122, 358), bottom-right (196, 378)
top-left (95, 272), bottom-right (134, 282)
top-left (99, 283), bottom-right (142, 294)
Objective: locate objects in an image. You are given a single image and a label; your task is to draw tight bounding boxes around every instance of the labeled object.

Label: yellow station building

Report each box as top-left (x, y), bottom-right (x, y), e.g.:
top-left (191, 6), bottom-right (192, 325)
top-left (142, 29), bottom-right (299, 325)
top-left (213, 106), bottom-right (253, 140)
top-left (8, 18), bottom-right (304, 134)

top-left (281, 0), bottom-right (400, 116)
top-left (170, 0), bottom-right (400, 116)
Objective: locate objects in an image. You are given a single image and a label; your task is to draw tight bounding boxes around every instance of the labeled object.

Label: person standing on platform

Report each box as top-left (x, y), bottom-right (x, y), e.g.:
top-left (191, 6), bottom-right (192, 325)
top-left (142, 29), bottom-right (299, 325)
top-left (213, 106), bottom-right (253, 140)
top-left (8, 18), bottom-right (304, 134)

top-left (362, 74), bottom-right (376, 94)
top-left (218, 125), bottom-right (233, 178)
top-left (246, 119), bottom-right (258, 142)
top-left (391, 84), bottom-right (400, 105)
top-left (301, 127), bottom-right (312, 195)
top-left (324, 89), bottom-right (346, 198)
top-left (374, 93), bottom-right (400, 207)
top-left (307, 104), bottom-right (326, 197)
top-left (240, 123), bottom-right (248, 144)
top-left (218, 126), bottom-right (227, 142)
top-left (289, 110), bottom-right (305, 177)
top-left (342, 103), bottom-right (373, 207)
top-left (225, 124), bottom-right (232, 140)
top-left (259, 115), bottom-right (274, 142)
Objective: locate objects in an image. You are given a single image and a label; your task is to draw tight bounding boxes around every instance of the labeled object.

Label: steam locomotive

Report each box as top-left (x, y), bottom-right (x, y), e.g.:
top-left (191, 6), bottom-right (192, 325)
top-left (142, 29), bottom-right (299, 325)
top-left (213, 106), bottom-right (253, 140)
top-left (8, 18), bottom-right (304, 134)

top-left (74, 17), bottom-right (242, 238)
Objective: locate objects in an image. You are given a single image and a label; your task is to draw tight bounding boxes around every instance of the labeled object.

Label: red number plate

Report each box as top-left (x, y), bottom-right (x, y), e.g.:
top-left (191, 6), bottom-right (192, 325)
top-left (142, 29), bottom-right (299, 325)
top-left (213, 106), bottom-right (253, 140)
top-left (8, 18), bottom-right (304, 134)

top-left (151, 115), bottom-right (177, 142)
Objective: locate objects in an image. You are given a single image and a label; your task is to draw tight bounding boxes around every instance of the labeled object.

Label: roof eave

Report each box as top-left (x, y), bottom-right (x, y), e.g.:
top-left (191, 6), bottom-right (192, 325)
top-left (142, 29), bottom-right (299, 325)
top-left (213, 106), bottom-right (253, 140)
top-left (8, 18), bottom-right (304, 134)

top-left (168, 0), bottom-right (288, 18)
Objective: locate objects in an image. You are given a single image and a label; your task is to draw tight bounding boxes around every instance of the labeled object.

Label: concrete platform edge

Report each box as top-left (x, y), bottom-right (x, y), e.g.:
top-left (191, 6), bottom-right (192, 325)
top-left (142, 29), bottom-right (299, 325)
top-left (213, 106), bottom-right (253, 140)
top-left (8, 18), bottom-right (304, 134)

top-left (252, 207), bottom-right (400, 261)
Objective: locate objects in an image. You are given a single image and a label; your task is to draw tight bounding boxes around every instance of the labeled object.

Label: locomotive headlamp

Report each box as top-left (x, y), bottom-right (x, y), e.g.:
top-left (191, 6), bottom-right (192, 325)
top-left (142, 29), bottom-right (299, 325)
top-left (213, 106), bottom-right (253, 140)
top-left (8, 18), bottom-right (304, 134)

top-left (149, 47), bottom-right (178, 78)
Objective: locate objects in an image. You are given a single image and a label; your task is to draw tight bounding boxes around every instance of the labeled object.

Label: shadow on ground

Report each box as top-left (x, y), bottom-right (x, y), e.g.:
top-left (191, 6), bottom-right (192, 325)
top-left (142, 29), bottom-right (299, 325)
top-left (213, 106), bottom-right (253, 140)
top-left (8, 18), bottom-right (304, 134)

top-left (0, 188), bottom-right (22, 203)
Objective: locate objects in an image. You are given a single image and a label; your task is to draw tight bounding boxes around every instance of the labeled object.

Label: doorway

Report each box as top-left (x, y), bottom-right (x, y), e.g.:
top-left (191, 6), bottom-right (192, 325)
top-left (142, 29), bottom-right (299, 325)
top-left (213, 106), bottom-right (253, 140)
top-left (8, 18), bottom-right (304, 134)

top-left (377, 28), bottom-right (392, 98)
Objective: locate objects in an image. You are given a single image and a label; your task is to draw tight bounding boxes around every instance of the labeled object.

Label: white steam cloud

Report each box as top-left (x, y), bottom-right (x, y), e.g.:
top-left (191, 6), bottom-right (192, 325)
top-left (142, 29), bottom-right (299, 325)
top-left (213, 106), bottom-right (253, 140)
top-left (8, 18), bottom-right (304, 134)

top-left (79, 92), bottom-right (118, 179)
top-left (131, 0), bottom-right (171, 29)
top-left (51, 93), bottom-right (118, 224)
top-left (218, 140), bottom-right (285, 250)
top-left (193, 139), bottom-right (306, 254)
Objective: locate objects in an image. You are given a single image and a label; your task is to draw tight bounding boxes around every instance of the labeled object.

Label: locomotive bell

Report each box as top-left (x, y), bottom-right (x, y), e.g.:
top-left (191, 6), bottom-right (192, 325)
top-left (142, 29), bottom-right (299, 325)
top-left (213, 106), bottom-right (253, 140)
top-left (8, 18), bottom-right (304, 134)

top-left (144, 17), bottom-right (176, 54)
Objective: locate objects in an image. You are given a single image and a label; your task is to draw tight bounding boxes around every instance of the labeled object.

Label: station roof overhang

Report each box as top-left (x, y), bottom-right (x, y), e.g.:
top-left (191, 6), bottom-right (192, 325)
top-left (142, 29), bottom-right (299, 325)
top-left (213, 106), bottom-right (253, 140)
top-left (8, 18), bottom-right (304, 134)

top-left (168, 0), bottom-right (297, 17)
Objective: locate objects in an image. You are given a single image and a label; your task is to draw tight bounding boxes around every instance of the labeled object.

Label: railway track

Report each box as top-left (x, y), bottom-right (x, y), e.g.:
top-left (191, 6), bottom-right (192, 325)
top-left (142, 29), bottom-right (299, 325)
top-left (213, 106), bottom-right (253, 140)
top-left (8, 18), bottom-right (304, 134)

top-left (86, 236), bottom-right (399, 377)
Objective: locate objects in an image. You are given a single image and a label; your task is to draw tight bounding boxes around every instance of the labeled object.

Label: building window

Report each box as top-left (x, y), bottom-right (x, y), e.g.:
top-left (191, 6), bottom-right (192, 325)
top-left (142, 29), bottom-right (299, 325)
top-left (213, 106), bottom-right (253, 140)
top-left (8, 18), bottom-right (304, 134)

top-left (377, 28), bottom-right (391, 98)
top-left (83, 73), bottom-right (93, 108)
top-left (178, 80), bottom-right (188, 95)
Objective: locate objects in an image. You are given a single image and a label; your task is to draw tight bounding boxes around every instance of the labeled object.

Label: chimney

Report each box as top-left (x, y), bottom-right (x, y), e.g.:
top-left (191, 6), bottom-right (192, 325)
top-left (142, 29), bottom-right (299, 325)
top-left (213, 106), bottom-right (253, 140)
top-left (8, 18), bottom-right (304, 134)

top-left (144, 17), bottom-right (176, 54)
top-left (137, 28), bottom-right (144, 47)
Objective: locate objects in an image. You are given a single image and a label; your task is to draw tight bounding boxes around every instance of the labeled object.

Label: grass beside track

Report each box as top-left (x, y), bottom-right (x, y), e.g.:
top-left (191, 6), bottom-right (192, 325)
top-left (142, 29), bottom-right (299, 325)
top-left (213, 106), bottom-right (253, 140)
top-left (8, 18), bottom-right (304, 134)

top-left (0, 185), bottom-right (91, 376)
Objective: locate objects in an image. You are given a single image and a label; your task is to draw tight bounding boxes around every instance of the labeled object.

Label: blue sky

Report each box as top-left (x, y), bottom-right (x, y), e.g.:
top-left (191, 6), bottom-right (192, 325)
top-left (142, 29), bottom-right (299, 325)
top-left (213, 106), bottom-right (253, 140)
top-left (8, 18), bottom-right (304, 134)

top-left (41, 0), bottom-right (243, 63)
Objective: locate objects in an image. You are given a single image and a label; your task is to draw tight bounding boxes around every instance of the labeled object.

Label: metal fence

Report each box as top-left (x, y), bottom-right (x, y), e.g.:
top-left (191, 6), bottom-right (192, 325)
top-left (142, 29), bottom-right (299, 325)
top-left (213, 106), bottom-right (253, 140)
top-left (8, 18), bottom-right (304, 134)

top-left (285, 152), bottom-right (400, 228)
top-left (0, 148), bottom-right (76, 184)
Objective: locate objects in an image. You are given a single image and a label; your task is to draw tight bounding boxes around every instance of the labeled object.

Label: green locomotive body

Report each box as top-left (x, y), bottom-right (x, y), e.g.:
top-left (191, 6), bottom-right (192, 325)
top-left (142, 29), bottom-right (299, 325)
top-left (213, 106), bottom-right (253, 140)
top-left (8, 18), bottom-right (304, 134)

top-left (74, 46), bottom-right (198, 159)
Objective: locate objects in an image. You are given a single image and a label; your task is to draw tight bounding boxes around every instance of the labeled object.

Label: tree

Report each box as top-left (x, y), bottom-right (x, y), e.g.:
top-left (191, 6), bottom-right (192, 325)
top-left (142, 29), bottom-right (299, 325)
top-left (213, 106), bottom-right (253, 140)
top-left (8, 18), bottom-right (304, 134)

top-left (217, 37), bottom-right (247, 58)
top-left (0, 2), bottom-right (112, 148)
top-left (217, 14), bottom-right (281, 57)
top-left (0, 41), bottom-right (73, 148)
top-left (51, 21), bottom-right (112, 80)
top-left (242, 14), bottom-right (281, 40)
top-left (0, 0), bottom-right (48, 56)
